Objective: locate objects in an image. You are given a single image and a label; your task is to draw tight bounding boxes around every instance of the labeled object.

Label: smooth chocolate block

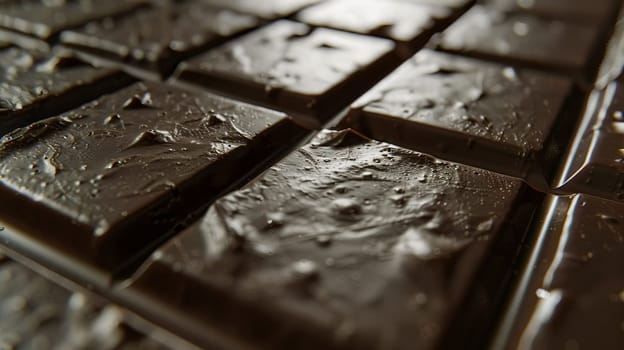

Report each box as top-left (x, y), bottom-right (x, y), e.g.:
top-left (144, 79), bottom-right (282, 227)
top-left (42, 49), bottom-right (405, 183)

top-left (483, 0), bottom-right (618, 23)
top-left (297, 0), bottom-right (451, 48)
top-left (0, 260), bottom-right (171, 349)
top-left (0, 81), bottom-right (306, 286)
top-left (437, 5), bottom-right (600, 74)
top-left (61, 1), bottom-right (259, 78)
top-left (201, 0), bottom-right (319, 19)
top-left (0, 47), bottom-right (133, 135)
top-left (121, 129), bottom-right (535, 350)
top-left (343, 49), bottom-right (574, 188)
top-left (0, 0), bottom-right (144, 40)
top-left (556, 81), bottom-right (624, 201)
top-left (493, 195), bottom-right (624, 350)
top-left (173, 20), bottom-right (396, 123)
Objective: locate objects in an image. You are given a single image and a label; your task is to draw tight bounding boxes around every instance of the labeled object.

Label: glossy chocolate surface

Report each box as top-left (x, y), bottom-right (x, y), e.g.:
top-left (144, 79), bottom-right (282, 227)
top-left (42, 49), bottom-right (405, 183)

top-left (0, 0), bottom-right (143, 40)
top-left (557, 81), bottom-right (624, 201)
top-left (297, 0), bottom-right (451, 44)
top-left (61, 1), bottom-right (258, 76)
top-left (344, 49), bottom-right (573, 186)
top-left (0, 81), bottom-right (305, 282)
top-left (125, 129), bottom-right (534, 350)
top-left (0, 47), bottom-right (131, 135)
top-left (437, 5), bottom-right (599, 73)
top-left (174, 20), bottom-right (395, 121)
top-left (495, 195), bottom-right (624, 349)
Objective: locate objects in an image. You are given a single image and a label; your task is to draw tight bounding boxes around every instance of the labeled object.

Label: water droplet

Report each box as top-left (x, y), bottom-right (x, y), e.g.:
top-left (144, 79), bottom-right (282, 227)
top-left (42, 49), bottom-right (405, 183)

top-left (613, 111), bottom-right (624, 121)
top-left (390, 194), bottom-right (407, 208)
top-left (502, 67), bottom-right (518, 80)
top-left (264, 212), bottom-right (285, 229)
top-left (126, 129), bottom-right (174, 148)
top-left (103, 114), bottom-right (122, 125)
top-left (122, 92), bottom-right (153, 109)
top-left (331, 198), bottom-right (362, 219)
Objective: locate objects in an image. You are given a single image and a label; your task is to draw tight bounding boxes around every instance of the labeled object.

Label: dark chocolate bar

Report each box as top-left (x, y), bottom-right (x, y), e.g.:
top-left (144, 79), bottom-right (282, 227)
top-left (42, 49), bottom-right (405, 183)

top-left (61, 1), bottom-right (259, 78)
top-left (343, 49), bottom-right (575, 189)
top-left (297, 0), bottom-right (452, 49)
top-left (436, 5), bottom-right (600, 76)
top-left (0, 81), bottom-right (306, 286)
top-left (173, 20), bottom-right (397, 124)
top-left (493, 194), bottom-right (624, 350)
top-left (0, 46), bottom-right (133, 135)
top-left (0, 0), bottom-right (144, 40)
top-left (120, 129), bottom-right (536, 350)
top-left (556, 81), bottom-right (624, 201)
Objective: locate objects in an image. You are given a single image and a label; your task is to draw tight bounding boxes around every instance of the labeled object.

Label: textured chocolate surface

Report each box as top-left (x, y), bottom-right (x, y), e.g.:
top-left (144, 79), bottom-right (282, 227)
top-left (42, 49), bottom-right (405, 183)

top-left (0, 81), bottom-right (305, 283)
top-left (0, 47), bottom-right (131, 135)
top-left (0, 0), bottom-right (143, 40)
top-left (437, 5), bottom-right (599, 73)
top-left (174, 20), bottom-right (395, 121)
top-left (61, 1), bottom-right (258, 76)
top-left (344, 49), bottom-right (573, 186)
top-left (124, 129), bottom-right (534, 350)
top-left (557, 81), bottom-right (624, 201)
top-left (201, 0), bottom-right (319, 19)
top-left (0, 260), bottom-right (171, 349)
top-left (483, 0), bottom-right (617, 23)
top-left (297, 0), bottom-right (451, 44)
top-left (494, 195), bottom-right (624, 350)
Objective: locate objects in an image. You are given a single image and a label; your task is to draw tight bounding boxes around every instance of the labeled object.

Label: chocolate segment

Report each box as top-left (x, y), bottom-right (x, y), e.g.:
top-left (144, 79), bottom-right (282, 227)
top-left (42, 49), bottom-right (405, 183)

top-left (0, 46), bottom-right (133, 135)
top-left (173, 20), bottom-right (396, 123)
top-left (437, 5), bottom-right (600, 75)
top-left (61, 1), bottom-right (259, 77)
top-left (493, 195), bottom-right (624, 350)
top-left (122, 129), bottom-right (535, 350)
top-left (557, 81), bottom-right (624, 201)
top-left (297, 0), bottom-right (452, 49)
top-left (201, 0), bottom-right (319, 19)
top-left (0, 81), bottom-right (306, 286)
top-left (0, 0), bottom-right (144, 40)
top-left (343, 49), bottom-right (574, 188)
